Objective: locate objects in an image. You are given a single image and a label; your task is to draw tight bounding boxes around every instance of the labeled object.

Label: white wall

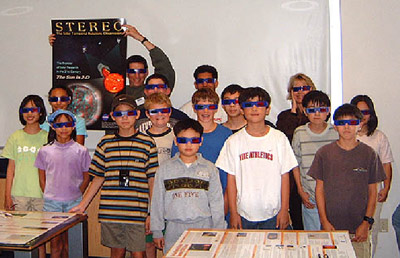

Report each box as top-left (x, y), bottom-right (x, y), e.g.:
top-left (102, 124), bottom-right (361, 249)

top-left (341, 1), bottom-right (400, 257)
top-left (0, 0), bottom-right (330, 150)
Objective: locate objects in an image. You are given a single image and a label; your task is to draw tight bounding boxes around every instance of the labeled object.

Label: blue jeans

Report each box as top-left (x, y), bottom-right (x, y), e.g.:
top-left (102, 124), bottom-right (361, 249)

top-left (241, 214), bottom-right (292, 230)
top-left (302, 199), bottom-right (321, 231)
top-left (392, 203), bottom-right (400, 252)
top-left (43, 197), bottom-right (82, 213)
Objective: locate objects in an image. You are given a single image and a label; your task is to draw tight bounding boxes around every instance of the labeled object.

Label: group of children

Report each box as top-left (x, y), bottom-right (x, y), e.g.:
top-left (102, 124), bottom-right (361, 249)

top-left (2, 71), bottom-right (393, 258)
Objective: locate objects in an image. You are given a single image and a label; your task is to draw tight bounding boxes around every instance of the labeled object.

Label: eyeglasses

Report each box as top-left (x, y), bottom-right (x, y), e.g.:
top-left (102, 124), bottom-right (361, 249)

top-left (112, 110), bottom-right (137, 117)
top-left (222, 99), bottom-right (239, 105)
top-left (52, 121), bottom-right (75, 128)
top-left (176, 137), bottom-right (202, 144)
top-left (148, 108), bottom-right (171, 115)
top-left (195, 78), bottom-right (216, 84)
top-left (194, 104), bottom-right (218, 110)
top-left (20, 107), bottom-right (40, 113)
top-left (145, 84), bottom-right (168, 90)
top-left (306, 107), bottom-right (330, 114)
top-left (292, 85), bottom-right (312, 92)
top-left (48, 96), bottom-right (71, 102)
top-left (241, 101), bottom-right (269, 108)
top-left (334, 119), bottom-right (360, 126)
top-left (360, 110), bottom-right (370, 115)
top-left (127, 68), bottom-right (147, 74)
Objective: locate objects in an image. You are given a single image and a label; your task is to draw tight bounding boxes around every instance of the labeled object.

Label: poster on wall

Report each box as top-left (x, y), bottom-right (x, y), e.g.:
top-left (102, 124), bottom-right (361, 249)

top-left (52, 18), bottom-right (127, 130)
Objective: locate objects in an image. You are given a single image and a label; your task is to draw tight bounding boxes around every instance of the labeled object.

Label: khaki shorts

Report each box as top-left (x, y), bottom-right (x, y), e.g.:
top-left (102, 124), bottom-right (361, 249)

top-left (101, 222), bottom-right (145, 252)
top-left (11, 196), bottom-right (44, 211)
top-left (349, 233), bottom-right (371, 258)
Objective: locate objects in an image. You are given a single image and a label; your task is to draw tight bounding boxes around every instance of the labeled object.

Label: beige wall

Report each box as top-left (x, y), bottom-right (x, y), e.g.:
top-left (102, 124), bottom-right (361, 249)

top-left (341, 1), bottom-right (400, 257)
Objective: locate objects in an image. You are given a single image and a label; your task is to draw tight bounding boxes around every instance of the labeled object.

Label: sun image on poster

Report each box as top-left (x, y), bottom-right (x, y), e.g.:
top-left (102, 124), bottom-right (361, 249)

top-left (52, 18), bottom-right (127, 130)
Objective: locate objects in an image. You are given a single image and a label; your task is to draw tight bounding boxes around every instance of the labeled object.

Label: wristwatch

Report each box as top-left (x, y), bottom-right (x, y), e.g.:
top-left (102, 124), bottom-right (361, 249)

top-left (363, 216), bottom-right (374, 229)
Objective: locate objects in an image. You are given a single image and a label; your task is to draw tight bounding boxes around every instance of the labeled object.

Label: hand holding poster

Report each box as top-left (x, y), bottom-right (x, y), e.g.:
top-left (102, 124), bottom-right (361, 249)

top-left (52, 18), bottom-right (127, 130)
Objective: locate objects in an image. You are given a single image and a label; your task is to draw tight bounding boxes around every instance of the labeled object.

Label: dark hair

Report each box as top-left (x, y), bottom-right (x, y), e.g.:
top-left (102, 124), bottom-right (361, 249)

top-left (221, 84), bottom-right (244, 99)
top-left (302, 90), bottom-right (331, 121)
top-left (239, 87), bottom-right (271, 106)
top-left (145, 73), bottom-right (169, 87)
top-left (333, 103), bottom-right (363, 121)
top-left (48, 85), bottom-right (73, 102)
top-left (47, 113), bottom-right (77, 144)
top-left (126, 55), bottom-right (148, 69)
top-left (173, 118), bottom-right (204, 137)
top-left (19, 95), bottom-right (47, 125)
top-left (193, 65), bottom-right (218, 80)
top-left (302, 90), bottom-right (330, 107)
top-left (350, 95), bottom-right (378, 136)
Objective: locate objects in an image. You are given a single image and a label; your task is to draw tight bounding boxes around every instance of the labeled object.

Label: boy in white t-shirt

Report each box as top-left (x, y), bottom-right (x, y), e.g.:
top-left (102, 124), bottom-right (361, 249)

top-left (216, 87), bottom-right (298, 229)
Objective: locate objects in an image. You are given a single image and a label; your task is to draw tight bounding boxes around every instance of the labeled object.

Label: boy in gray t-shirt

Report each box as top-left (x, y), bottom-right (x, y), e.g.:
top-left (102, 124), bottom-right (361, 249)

top-left (308, 104), bottom-right (385, 258)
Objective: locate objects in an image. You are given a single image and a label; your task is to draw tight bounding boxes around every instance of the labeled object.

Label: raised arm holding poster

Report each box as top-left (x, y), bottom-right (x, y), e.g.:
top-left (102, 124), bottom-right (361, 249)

top-left (52, 18), bottom-right (127, 130)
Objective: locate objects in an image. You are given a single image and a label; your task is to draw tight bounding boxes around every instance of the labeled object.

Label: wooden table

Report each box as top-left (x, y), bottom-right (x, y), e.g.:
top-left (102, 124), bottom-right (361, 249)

top-left (0, 211), bottom-right (88, 258)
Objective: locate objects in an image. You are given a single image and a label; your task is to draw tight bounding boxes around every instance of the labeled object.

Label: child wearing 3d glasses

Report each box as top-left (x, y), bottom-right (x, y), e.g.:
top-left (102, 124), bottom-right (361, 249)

top-left (151, 119), bottom-right (225, 253)
top-left (35, 109), bottom-right (91, 258)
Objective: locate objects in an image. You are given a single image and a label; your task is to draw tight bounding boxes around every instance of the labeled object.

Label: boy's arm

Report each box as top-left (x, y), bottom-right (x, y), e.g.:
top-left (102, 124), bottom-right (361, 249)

top-left (292, 167), bottom-right (314, 209)
top-left (76, 135), bottom-right (85, 146)
top-left (79, 173), bottom-right (90, 193)
top-left (5, 159), bottom-right (15, 210)
top-left (276, 172), bottom-right (290, 229)
top-left (378, 163), bottom-right (392, 202)
top-left (123, 24), bottom-right (175, 91)
top-left (353, 183), bottom-right (378, 242)
top-left (146, 177), bottom-right (155, 234)
top-left (227, 174), bottom-right (241, 229)
top-left (69, 176), bottom-right (104, 213)
top-left (208, 167), bottom-right (225, 229)
top-left (315, 179), bottom-right (335, 231)
top-left (38, 169), bottom-right (46, 193)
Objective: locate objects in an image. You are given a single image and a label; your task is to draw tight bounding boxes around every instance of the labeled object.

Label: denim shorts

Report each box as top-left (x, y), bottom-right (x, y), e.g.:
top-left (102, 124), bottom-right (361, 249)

top-left (43, 197), bottom-right (82, 213)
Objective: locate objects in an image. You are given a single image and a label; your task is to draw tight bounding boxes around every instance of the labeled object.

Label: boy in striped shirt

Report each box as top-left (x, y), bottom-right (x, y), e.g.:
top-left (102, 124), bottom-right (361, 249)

top-left (71, 94), bottom-right (158, 257)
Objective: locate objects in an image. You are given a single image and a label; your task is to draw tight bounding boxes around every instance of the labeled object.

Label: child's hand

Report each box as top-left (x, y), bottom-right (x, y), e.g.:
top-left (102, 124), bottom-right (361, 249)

top-left (352, 222), bottom-right (369, 242)
top-left (153, 237), bottom-right (165, 250)
top-left (145, 215), bottom-right (152, 235)
top-left (5, 197), bottom-right (15, 211)
top-left (276, 209), bottom-right (290, 229)
top-left (378, 188), bottom-right (389, 202)
top-left (68, 204), bottom-right (85, 214)
top-left (48, 34), bottom-right (56, 46)
top-left (229, 212), bottom-right (242, 229)
top-left (299, 192), bottom-right (315, 209)
top-left (321, 220), bottom-right (335, 231)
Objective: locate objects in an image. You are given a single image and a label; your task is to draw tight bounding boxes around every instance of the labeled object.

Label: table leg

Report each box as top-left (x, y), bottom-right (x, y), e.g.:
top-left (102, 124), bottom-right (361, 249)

top-left (68, 219), bottom-right (88, 258)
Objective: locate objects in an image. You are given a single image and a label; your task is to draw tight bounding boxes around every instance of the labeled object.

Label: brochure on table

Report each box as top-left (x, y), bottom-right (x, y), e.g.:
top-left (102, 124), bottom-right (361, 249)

top-left (0, 211), bottom-right (75, 245)
top-left (166, 229), bottom-right (356, 258)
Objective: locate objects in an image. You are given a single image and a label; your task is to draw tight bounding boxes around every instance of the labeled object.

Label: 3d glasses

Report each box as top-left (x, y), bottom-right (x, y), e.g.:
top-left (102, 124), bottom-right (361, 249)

top-left (334, 119), bottom-right (360, 126)
top-left (241, 101), bottom-right (269, 108)
top-left (20, 107), bottom-right (40, 113)
top-left (194, 104), bottom-right (218, 110)
top-left (112, 110), bottom-right (137, 117)
top-left (292, 85), bottom-right (311, 92)
top-left (148, 108), bottom-right (171, 115)
top-left (176, 137), bottom-right (202, 144)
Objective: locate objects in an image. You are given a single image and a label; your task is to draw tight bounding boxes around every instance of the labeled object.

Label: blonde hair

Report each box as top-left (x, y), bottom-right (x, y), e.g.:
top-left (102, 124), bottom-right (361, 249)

top-left (144, 93), bottom-right (172, 109)
top-left (286, 73), bottom-right (316, 100)
top-left (191, 88), bottom-right (219, 105)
